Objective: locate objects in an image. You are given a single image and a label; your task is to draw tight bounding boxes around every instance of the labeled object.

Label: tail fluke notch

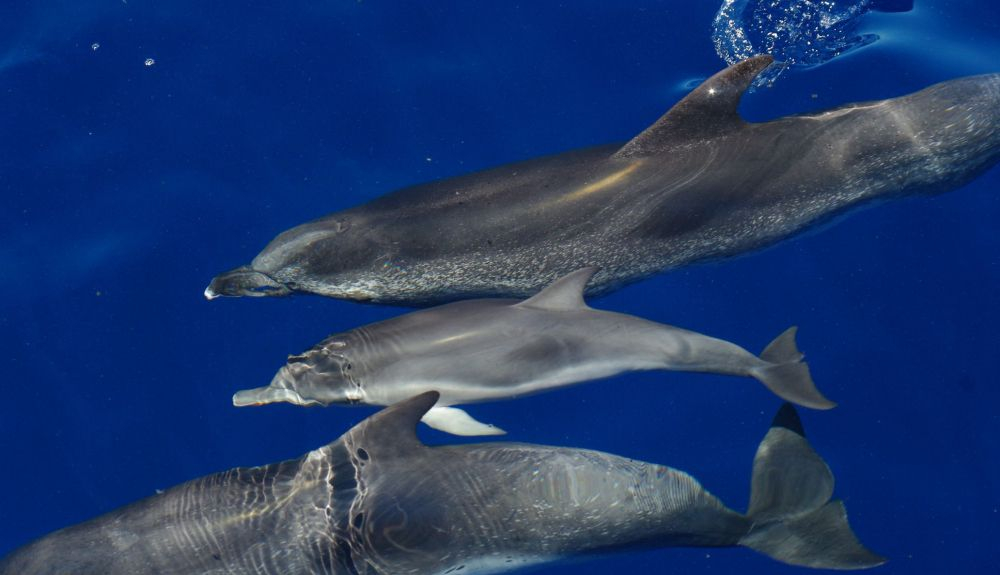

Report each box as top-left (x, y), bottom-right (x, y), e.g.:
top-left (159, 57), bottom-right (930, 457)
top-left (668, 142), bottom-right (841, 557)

top-left (751, 327), bottom-right (836, 410)
top-left (740, 404), bottom-right (885, 570)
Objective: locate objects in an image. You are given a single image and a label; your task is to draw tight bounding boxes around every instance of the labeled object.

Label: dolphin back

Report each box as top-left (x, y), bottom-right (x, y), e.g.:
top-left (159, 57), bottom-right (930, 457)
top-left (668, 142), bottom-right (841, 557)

top-left (0, 456), bottom-right (334, 574)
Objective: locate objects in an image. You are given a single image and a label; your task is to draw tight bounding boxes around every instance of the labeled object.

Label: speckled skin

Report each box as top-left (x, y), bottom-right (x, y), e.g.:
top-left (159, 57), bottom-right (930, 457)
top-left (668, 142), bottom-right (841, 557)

top-left (0, 394), bottom-right (881, 574)
top-left (206, 56), bottom-right (1000, 305)
top-left (0, 394), bottom-right (753, 575)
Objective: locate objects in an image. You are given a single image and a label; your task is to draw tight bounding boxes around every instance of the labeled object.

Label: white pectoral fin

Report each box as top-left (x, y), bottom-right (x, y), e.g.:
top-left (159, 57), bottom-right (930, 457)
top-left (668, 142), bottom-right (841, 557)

top-left (421, 406), bottom-right (507, 436)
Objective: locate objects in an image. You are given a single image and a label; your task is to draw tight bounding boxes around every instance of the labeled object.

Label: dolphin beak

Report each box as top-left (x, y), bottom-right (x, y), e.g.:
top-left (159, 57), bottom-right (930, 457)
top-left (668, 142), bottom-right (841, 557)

top-left (204, 285), bottom-right (222, 300)
top-left (205, 266), bottom-right (292, 300)
top-left (233, 385), bottom-right (317, 407)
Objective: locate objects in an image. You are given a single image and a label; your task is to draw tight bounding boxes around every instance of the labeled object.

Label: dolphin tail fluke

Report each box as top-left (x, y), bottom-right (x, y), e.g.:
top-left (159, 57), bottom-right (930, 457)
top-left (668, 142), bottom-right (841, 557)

top-left (750, 326), bottom-right (836, 410)
top-left (739, 404), bottom-right (884, 570)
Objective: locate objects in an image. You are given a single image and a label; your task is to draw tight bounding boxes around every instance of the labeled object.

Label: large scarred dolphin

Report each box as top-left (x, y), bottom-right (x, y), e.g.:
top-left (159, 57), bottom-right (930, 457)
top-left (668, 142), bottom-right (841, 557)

top-left (206, 55), bottom-right (1000, 305)
top-left (0, 392), bottom-right (884, 574)
top-left (234, 267), bottom-right (833, 436)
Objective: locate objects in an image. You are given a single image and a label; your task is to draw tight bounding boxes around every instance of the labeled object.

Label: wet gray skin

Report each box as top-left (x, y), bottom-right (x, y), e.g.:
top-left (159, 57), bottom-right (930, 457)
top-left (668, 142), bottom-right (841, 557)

top-left (206, 55), bottom-right (1000, 305)
top-left (0, 392), bottom-right (884, 574)
top-left (235, 268), bottom-right (833, 436)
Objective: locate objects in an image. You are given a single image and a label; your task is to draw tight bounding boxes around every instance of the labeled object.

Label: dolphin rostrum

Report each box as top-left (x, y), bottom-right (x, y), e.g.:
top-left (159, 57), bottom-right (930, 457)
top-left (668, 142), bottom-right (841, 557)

top-left (0, 392), bottom-right (884, 574)
top-left (206, 55), bottom-right (1000, 305)
top-left (233, 267), bottom-right (833, 436)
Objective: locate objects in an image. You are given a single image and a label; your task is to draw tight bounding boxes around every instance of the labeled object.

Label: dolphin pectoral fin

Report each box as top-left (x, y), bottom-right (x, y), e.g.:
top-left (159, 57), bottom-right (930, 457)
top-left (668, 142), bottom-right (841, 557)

top-left (613, 55), bottom-right (774, 159)
top-left (420, 406), bottom-right (507, 436)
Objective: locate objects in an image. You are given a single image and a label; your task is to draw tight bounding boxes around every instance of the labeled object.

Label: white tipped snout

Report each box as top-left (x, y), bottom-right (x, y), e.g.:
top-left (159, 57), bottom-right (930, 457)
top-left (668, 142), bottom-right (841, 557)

top-left (203, 285), bottom-right (220, 300)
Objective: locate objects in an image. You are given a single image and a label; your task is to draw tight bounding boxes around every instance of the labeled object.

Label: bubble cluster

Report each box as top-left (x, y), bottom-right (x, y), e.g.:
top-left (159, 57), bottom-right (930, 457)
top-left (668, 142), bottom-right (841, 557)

top-left (712, 0), bottom-right (881, 88)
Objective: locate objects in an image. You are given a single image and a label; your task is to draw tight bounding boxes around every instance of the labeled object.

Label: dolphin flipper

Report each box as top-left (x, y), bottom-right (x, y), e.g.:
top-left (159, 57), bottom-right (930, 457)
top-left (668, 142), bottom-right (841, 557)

top-left (421, 406), bottom-right (507, 436)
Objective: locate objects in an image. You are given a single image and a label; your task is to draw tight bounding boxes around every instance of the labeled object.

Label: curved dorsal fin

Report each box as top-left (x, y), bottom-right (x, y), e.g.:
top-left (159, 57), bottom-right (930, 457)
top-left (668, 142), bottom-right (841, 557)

top-left (613, 55), bottom-right (774, 159)
top-left (515, 267), bottom-right (597, 311)
top-left (346, 391), bottom-right (439, 457)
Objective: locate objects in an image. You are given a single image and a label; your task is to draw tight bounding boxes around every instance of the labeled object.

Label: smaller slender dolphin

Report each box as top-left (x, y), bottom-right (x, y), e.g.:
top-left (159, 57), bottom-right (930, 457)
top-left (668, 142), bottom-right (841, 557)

top-left (0, 392), bottom-right (884, 574)
top-left (234, 267), bottom-right (833, 435)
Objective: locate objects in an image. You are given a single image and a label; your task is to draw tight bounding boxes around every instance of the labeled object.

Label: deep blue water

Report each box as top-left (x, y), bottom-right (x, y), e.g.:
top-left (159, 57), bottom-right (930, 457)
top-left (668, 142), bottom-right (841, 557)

top-left (1, 1), bottom-right (998, 573)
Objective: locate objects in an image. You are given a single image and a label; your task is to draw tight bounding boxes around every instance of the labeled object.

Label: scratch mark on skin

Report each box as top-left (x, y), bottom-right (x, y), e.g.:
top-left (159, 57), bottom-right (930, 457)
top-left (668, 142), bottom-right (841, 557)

top-left (560, 161), bottom-right (645, 203)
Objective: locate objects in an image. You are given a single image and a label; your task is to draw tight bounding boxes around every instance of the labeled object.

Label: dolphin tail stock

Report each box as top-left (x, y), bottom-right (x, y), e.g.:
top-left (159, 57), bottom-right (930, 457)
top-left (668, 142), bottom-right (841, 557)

top-left (749, 326), bottom-right (836, 410)
top-left (739, 404), bottom-right (884, 570)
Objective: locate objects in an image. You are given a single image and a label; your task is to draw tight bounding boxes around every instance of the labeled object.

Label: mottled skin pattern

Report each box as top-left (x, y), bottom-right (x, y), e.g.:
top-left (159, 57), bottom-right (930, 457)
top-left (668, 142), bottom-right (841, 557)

top-left (207, 56), bottom-right (1000, 305)
top-left (0, 393), bottom-right (881, 574)
top-left (0, 454), bottom-right (336, 574)
top-left (0, 394), bottom-right (741, 575)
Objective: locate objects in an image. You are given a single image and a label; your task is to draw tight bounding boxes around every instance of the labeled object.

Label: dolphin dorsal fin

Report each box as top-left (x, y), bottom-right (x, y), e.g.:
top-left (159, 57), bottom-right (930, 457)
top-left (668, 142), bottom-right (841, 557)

top-left (348, 391), bottom-right (439, 457)
top-left (516, 267), bottom-right (597, 311)
top-left (613, 55), bottom-right (774, 159)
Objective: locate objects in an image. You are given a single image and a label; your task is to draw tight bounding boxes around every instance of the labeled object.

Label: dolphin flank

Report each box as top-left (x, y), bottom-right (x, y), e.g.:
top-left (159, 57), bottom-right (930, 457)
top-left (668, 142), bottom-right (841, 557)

top-left (233, 267), bottom-right (834, 436)
top-left (0, 392), bottom-right (884, 574)
top-left (206, 55), bottom-right (1000, 305)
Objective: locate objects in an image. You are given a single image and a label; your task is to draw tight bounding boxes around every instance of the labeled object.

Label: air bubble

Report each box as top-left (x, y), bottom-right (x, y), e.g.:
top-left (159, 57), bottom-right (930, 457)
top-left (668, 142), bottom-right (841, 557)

top-left (711, 0), bottom-right (888, 88)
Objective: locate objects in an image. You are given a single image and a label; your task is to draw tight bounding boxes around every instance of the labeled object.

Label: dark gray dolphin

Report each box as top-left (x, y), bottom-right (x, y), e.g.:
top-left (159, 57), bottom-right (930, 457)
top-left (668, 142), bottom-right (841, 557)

top-left (234, 267), bottom-right (833, 435)
top-left (206, 56), bottom-right (1000, 305)
top-left (0, 392), bottom-right (884, 574)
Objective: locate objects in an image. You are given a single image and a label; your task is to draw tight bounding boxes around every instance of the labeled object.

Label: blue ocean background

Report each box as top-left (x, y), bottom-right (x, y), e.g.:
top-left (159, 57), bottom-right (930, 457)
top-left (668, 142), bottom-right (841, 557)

top-left (1, 1), bottom-right (998, 573)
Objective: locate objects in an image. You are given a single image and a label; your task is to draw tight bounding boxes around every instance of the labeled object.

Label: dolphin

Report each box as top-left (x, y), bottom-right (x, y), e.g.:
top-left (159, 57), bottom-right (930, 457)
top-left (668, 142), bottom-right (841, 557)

top-left (233, 267), bottom-right (833, 436)
top-left (0, 392), bottom-right (884, 574)
top-left (205, 55), bottom-right (1000, 305)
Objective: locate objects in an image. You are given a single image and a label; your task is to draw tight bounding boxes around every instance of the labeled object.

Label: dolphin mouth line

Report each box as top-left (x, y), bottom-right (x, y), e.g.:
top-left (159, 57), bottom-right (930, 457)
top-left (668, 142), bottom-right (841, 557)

top-left (232, 386), bottom-right (321, 407)
top-left (204, 266), bottom-right (292, 300)
top-left (203, 285), bottom-right (222, 300)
